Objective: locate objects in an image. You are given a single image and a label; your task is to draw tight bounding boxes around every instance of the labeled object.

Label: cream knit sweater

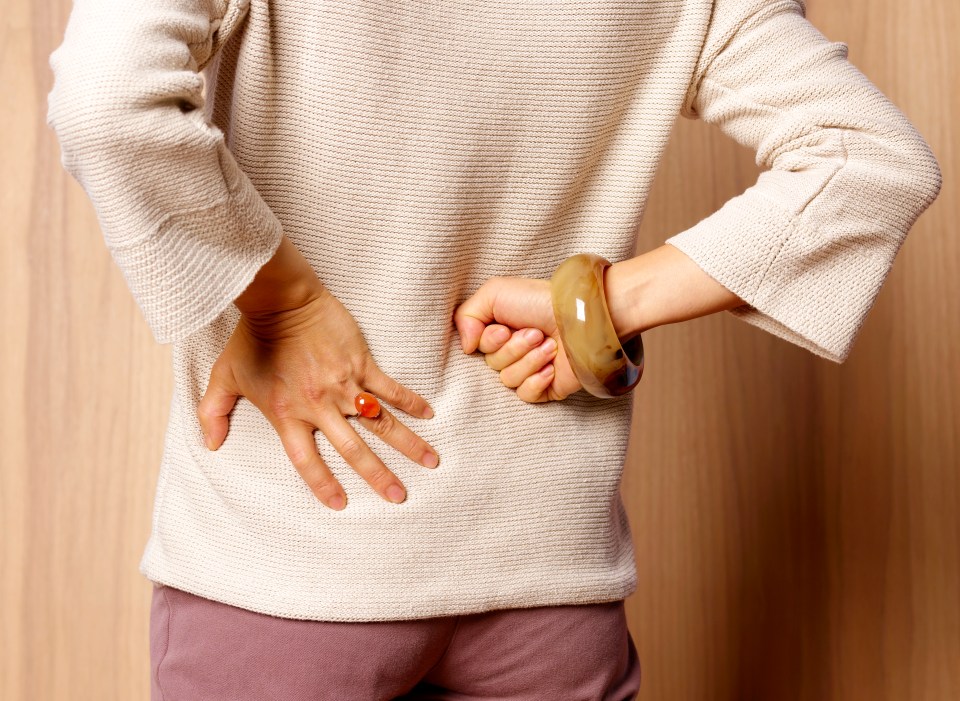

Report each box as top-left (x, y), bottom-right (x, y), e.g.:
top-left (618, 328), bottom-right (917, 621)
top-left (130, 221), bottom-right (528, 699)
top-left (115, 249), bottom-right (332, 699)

top-left (46, 0), bottom-right (941, 622)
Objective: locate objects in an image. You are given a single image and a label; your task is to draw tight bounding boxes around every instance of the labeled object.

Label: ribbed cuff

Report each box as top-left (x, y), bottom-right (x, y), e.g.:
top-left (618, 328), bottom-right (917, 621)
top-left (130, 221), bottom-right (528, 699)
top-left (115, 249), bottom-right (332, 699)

top-left (107, 148), bottom-right (284, 345)
top-left (665, 191), bottom-right (897, 363)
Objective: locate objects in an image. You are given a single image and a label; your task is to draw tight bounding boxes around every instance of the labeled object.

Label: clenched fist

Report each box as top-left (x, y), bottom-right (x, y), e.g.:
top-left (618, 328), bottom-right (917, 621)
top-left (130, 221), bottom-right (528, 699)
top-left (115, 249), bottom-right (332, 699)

top-left (452, 276), bottom-right (583, 403)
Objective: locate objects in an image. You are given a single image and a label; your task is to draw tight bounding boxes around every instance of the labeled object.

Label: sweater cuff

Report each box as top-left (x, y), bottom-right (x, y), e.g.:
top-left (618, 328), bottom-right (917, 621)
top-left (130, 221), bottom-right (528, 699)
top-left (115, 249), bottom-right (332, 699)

top-left (664, 191), bottom-right (897, 364)
top-left (106, 145), bottom-right (284, 345)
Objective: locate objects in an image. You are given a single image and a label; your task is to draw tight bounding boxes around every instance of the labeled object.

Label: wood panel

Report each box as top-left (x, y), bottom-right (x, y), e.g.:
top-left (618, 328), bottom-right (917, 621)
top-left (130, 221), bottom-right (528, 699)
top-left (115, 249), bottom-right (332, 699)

top-left (625, 0), bottom-right (960, 699)
top-left (2, 0), bottom-right (956, 699)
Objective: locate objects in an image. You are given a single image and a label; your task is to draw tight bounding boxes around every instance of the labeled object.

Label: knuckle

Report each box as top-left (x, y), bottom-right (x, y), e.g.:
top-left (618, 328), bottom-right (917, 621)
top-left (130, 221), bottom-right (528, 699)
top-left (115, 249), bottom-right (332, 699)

top-left (329, 367), bottom-right (352, 389)
top-left (368, 410), bottom-right (396, 435)
top-left (352, 354), bottom-right (373, 380)
top-left (305, 472), bottom-right (335, 495)
top-left (403, 434), bottom-right (423, 457)
top-left (366, 468), bottom-right (394, 489)
top-left (381, 382), bottom-right (406, 408)
top-left (267, 392), bottom-right (293, 418)
top-left (286, 442), bottom-right (314, 468)
top-left (338, 436), bottom-right (366, 462)
top-left (301, 381), bottom-right (327, 405)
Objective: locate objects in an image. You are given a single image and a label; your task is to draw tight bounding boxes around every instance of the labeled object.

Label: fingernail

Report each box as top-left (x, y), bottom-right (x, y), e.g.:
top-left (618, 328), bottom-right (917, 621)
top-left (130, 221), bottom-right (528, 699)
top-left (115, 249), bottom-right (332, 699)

top-left (387, 484), bottom-right (406, 503)
top-left (493, 327), bottom-right (510, 343)
top-left (328, 494), bottom-right (345, 510)
top-left (422, 406), bottom-right (434, 419)
top-left (524, 328), bottom-right (542, 342)
top-left (422, 451), bottom-right (439, 468)
top-left (542, 337), bottom-right (556, 352)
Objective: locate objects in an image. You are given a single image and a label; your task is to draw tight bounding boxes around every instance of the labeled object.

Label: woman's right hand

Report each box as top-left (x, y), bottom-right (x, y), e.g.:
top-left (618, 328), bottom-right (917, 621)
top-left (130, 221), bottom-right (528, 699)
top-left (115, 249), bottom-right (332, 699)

top-left (196, 237), bottom-right (439, 512)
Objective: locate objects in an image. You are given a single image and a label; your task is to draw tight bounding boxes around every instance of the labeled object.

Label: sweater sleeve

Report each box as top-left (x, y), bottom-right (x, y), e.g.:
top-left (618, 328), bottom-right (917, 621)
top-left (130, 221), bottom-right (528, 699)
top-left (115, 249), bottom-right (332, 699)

top-left (45, 0), bottom-right (284, 345)
top-left (666, 0), bottom-right (942, 363)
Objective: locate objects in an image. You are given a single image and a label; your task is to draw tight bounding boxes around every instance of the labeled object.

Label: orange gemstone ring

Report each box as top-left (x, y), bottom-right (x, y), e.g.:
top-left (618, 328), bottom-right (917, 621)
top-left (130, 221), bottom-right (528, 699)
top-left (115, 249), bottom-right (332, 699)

top-left (354, 391), bottom-right (382, 418)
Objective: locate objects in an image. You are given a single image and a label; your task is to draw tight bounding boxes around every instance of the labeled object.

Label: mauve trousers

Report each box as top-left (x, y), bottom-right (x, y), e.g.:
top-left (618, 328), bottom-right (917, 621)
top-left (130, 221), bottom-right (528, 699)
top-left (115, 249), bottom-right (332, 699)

top-left (149, 582), bottom-right (642, 700)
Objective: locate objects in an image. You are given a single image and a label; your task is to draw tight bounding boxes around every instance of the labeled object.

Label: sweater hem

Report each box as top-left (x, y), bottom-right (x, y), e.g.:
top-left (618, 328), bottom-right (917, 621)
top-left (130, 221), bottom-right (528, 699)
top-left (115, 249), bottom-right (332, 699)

top-left (138, 554), bottom-right (639, 623)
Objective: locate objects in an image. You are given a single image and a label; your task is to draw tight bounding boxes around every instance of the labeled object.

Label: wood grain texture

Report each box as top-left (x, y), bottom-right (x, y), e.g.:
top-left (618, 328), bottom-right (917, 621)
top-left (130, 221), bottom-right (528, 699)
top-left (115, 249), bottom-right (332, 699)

top-left (3, 0), bottom-right (956, 699)
top-left (625, 1), bottom-right (959, 699)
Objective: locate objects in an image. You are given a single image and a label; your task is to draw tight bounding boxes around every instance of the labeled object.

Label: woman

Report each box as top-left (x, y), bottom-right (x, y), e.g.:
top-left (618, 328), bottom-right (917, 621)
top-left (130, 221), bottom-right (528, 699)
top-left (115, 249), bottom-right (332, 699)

top-left (45, 0), bottom-right (941, 698)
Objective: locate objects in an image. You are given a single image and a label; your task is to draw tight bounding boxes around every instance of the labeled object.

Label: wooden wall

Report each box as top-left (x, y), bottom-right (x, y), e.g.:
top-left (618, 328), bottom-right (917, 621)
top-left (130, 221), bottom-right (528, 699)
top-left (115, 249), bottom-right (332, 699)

top-left (3, 0), bottom-right (957, 699)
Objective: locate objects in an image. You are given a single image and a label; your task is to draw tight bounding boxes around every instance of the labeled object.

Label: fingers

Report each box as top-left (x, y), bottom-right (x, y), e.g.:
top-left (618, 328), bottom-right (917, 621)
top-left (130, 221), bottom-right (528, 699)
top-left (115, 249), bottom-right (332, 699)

top-left (452, 279), bottom-right (499, 354)
top-left (356, 403), bottom-right (440, 469)
top-left (362, 362), bottom-right (434, 419)
top-left (315, 409), bottom-right (410, 505)
top-left (275, 418), bottom-right (348, 510)
top-left (497, 334), bottom-right (558, 388)
top-left (479, 326), bottom-right (570, 403)
top-left (483, 327), bottom-right (550, 372)
top-left (197, 362), bottom-right (240, 450)
top-left (516, 363), bottom-right (556, 404)
top-left (482, 324), bottom-right (556, 375)
top-left (477, 324), bottom-right (512, 354)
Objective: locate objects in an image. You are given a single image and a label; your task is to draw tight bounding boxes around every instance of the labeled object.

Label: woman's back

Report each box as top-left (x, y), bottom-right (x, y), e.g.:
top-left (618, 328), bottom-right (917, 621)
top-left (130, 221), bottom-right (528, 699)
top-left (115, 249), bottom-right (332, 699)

top-left (45, 0), bottom-right (941, 622)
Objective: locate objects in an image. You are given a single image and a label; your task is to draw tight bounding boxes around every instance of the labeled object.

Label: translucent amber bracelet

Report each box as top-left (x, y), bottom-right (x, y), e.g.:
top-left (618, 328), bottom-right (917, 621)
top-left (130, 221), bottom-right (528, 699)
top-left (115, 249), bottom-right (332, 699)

top-left (550, 253), bottom-right (644, 398)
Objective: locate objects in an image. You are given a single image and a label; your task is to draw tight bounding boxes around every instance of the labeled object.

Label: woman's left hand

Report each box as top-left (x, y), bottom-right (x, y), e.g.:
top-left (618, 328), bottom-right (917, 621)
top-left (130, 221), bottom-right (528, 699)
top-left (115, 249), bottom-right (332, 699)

top-left (452, 277), bottom-right (583, 403)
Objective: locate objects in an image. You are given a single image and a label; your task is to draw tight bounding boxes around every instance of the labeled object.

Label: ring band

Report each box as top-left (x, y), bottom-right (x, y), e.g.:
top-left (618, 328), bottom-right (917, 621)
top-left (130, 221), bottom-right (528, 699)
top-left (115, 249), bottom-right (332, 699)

top-left (550, 252), bottom-right (644, 398)
top-left (354, 391), bottom-right (381, 418)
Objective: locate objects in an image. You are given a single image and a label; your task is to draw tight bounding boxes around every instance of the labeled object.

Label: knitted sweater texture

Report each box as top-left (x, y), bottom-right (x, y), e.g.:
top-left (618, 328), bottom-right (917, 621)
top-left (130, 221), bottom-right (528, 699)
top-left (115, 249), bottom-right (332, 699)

top-left (46, 0), bottom-right (941, 621)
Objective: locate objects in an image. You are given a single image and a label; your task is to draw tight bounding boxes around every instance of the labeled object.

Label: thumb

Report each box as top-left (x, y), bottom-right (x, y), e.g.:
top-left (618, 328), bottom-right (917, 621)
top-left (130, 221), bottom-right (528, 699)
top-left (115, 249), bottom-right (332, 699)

top-left (196, 362), bottom-right (240, 451)
top-left (452, 282), bottom-right (498, 354)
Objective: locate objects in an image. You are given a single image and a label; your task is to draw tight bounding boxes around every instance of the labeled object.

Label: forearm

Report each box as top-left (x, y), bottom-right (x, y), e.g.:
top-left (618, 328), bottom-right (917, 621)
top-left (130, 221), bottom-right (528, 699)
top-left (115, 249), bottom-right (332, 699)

top-left (605, 243), bottom-right (747, 342)
top-left (234, 234), bottom-right (329, 317)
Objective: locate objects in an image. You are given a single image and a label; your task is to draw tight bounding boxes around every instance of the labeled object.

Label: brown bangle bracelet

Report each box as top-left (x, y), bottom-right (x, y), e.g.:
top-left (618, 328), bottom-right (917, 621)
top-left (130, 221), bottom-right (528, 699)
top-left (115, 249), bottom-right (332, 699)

top-left (550, 253), bottom-right (644, 398)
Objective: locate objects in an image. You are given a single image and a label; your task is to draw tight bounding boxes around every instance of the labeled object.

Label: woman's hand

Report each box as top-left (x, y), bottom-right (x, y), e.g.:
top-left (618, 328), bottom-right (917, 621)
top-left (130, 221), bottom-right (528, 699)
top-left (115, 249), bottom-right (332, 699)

top-left (197, 236), bottom-right (439, 511)
top-left (453, 277), bottom-right (583, 403)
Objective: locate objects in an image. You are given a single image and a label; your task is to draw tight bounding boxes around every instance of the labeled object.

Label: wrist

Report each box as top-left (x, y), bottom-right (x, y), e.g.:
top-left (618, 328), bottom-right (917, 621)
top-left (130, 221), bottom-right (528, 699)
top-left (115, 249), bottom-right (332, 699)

top-left (603, 243), bottom-right (750, 341)
top-left (234, 234), bottom-right (328, 316)
top-left (604, 254), bottom-right (657, 341)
